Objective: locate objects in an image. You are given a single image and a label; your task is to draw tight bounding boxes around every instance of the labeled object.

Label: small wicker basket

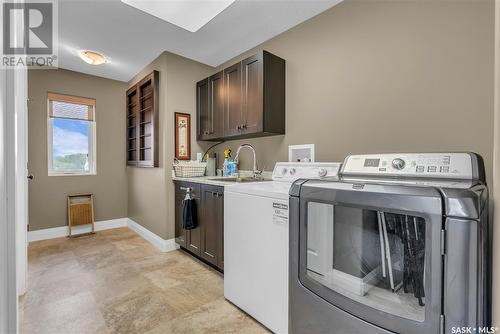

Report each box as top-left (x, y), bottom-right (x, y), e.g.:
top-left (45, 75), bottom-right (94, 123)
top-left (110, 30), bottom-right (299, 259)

top-left (173, 160), bottom-right (207, 177)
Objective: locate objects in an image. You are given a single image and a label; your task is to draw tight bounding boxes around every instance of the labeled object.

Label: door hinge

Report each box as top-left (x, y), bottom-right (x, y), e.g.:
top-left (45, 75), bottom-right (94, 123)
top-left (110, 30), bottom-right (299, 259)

top-left (440, 229), bottom-right (446, 255)
top-left (439, 314), bottom-right (445, 334)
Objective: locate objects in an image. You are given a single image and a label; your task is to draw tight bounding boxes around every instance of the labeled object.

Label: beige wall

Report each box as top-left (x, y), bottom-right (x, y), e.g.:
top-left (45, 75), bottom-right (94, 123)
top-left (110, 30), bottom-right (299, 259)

top-left (209, 0), bottom-right (495, 187)
top-left (209, 0), bottom-right (497, 322)
top-left (492, 0), bottom-right (499, 325)
top-left (128, 0), bottom-right (494, 240)
top-left (127, 54), bottom-right (168, 238)
top-left (28, 69), bottom-right (128, 230)
top-left (163, 52), bottom-right (214, 238)
top-left (127, 52), bottom-right (213, 239)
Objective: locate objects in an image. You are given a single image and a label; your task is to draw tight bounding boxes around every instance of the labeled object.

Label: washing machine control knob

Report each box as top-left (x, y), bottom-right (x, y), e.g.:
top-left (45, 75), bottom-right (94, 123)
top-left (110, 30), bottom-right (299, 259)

top-left (280, 168), bottom-right (288, 175)
top-left (318, 168), bottom-right (328, 177)
top-left (392, 158), bottom-right (406, 170)
top-left (289, 168), bottom-right (296, 175)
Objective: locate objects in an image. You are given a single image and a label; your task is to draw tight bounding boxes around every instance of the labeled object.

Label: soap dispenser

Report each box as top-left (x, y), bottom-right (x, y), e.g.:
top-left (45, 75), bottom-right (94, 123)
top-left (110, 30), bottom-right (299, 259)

top-left (222, 148), bottom-right (233, 176)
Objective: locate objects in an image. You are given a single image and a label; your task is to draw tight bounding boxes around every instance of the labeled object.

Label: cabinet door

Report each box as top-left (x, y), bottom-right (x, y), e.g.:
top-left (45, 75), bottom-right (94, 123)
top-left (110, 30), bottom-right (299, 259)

top-left (223, 63), bottom-right (242, 137)
top-left (241, 53), bottom-right (263, 134)
top-left (174, 194), bottom-right (187, 248)
top-left (126, 86), bottom-right (138, 166)
top-left (186, 194), bottom-right (202, 255)
top-left (137, 71), bottom-right (159, 167)
top-left (207, 71), bottom-right (224, 140)
top-left (217, 191), bottom-right (224, 271)
top-left (196, 78), bottom-right (210, 140)
top-left (200, 185), bottom-right (223, 267)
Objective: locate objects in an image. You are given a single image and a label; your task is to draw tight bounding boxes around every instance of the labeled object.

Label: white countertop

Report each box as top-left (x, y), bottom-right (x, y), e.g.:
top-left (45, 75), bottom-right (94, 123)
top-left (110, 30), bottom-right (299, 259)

top-left (172, 175), bottom-right (236, 187)
top-left (171, 170), bottom-right (273, 187)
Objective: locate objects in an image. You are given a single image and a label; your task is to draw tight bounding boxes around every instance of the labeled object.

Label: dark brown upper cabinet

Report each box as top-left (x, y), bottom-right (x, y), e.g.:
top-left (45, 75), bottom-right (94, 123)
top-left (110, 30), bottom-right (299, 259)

top-left (127, 71), bottom-right (159, 167)
top-left (197, 72), bottom-right (224, 141)
top-left (240, 53), bottom-right (264, 135)
top-left (223, 62), bottom-right (242, 138)
top-left (196, 78), bottom-right (210, 140)
top-left (197, 50), bottom-right (285, 141)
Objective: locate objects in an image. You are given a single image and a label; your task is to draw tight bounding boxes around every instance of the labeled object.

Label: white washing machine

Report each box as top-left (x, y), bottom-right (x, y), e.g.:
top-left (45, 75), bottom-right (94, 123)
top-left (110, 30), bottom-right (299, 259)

top-left (224, 162), bottom-right (342, 334)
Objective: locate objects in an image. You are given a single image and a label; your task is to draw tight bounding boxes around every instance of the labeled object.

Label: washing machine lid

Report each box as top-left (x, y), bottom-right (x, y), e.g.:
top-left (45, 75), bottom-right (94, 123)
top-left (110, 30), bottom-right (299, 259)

top-left (225, 181), bottom-right (292, 200)
top-left (225, 162), bottom-right (342, 200)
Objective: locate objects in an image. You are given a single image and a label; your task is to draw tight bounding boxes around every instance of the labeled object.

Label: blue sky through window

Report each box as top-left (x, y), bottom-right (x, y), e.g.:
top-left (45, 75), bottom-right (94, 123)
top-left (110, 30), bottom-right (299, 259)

top-left (52, 118), bottom-right (90, 171)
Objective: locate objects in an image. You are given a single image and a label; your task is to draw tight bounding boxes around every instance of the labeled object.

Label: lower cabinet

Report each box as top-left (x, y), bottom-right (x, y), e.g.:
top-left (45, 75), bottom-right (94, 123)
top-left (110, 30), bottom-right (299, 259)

top-left (174, 194), bottom-right (187, 248)
top-left (200, 184), bottom-right (224, 269)
top-left (174, 181), bottom-right (224, 272)
top-left (174, 182), bottom-right (202, 255)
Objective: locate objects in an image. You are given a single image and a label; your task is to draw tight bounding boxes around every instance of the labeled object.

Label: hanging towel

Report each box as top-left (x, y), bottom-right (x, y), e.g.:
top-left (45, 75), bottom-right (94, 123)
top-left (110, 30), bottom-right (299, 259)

top-left (182, 193), bottom-right (197, 230)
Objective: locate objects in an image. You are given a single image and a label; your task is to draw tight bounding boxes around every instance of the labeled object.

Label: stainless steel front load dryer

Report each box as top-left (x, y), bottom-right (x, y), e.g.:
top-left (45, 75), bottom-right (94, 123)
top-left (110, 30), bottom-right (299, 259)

top-left (289, 153), bottom-right (490, 334)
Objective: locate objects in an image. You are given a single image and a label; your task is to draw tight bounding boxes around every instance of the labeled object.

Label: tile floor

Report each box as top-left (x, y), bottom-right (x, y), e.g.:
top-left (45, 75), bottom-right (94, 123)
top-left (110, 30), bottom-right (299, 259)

top-left (20, 228), bottom-right (269, 334)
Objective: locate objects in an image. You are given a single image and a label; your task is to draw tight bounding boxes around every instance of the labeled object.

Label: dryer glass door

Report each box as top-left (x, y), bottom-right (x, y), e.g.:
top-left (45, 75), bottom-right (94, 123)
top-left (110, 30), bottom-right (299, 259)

top-left (306, 202), bottom-right (426, 322)
top-left (296, 181), bottom-right (443, 334)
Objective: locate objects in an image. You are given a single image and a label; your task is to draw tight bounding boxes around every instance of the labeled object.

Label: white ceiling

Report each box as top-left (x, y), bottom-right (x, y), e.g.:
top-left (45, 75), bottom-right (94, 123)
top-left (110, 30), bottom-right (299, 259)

top-left (58, 0), bottom-right (343, 82)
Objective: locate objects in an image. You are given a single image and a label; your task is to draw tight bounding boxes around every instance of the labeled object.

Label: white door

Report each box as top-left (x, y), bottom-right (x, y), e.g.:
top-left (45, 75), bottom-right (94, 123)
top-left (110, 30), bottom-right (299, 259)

top-left (15, 67), bottom-right (28, 296)
top-left (1, 68), bottom-right (22, 334)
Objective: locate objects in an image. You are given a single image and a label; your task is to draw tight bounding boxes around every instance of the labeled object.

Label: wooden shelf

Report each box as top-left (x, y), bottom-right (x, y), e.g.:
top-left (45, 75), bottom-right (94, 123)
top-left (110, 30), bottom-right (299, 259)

top-left (139, 106), bottom-right (152, 113)
top-left (140, 93), bottom-right (153, 100)
top-left (126, 70), bottom-right (159, 168)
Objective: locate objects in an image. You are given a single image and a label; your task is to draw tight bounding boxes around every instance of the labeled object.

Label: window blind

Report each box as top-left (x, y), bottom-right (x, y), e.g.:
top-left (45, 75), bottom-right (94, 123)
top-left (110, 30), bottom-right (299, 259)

top-left (48, 92), bottom-right (95, 121)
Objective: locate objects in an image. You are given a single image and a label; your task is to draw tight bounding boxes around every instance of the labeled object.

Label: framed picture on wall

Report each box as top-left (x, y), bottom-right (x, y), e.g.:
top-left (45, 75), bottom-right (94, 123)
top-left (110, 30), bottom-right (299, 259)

top-left (175, 112), bottom-right (191, 160)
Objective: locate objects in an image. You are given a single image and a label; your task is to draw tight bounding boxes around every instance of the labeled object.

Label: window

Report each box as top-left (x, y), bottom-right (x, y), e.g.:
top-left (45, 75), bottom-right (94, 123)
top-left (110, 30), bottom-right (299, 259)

top-left (47, 93), bottom-right (96, 175)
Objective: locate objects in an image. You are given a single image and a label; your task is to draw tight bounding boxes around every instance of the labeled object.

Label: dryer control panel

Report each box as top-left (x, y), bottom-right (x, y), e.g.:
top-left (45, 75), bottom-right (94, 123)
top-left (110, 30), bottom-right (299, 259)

top-left (341, 153), bottom-right (474, 180)
top-left (272, 162), bottom-right (342, 182)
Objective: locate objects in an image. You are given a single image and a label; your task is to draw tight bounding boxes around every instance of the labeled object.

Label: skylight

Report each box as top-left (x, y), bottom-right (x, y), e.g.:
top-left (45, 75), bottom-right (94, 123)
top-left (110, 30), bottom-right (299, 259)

top-left (121, 0), bottom-right (236, 32)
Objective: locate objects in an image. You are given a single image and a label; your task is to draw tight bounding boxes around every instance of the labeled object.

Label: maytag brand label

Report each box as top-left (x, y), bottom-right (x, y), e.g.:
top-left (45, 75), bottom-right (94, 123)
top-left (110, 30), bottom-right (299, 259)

top-left (272, 202), bottom-right (288, 224)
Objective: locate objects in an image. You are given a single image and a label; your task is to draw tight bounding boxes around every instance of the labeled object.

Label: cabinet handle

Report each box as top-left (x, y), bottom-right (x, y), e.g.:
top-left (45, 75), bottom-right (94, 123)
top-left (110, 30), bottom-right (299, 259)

top-left (180, 187), bottom-right (192, 192)
top-left (242, 124), bottom-right (247, 129)
top-left (236, 125), bottom-right (241, 130)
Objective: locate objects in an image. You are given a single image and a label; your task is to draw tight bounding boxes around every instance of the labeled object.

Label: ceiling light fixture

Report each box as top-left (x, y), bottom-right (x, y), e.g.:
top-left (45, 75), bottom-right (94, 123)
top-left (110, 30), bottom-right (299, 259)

top-left (121, 0), bottom-right (236, 32)
top-left (79, 50), bottom-right (107, 65)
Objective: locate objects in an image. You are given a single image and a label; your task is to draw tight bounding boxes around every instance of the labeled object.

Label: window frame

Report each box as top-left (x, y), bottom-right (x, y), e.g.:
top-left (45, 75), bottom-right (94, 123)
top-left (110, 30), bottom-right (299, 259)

top-left (47, 92), bottom-right (97, 176)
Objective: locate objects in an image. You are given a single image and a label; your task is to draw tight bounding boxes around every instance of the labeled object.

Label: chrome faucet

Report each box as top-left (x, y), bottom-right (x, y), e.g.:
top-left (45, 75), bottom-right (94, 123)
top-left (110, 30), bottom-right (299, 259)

top-left (234, 144), bottom-right (262, 179)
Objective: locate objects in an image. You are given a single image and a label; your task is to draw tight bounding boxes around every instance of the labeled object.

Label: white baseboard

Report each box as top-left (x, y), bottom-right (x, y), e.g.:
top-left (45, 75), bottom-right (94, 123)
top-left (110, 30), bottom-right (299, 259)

top-left (127, 218), bottom-right (179, 253)
top-left (28, 217), bottom-right (179, 254)
top-left (28, 218), bottom-right (128, 242)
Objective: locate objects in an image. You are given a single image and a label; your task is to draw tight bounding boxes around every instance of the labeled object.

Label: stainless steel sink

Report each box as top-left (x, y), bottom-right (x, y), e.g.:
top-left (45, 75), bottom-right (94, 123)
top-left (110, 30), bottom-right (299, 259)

top-left (207, 176), bottom-right (271, 183)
